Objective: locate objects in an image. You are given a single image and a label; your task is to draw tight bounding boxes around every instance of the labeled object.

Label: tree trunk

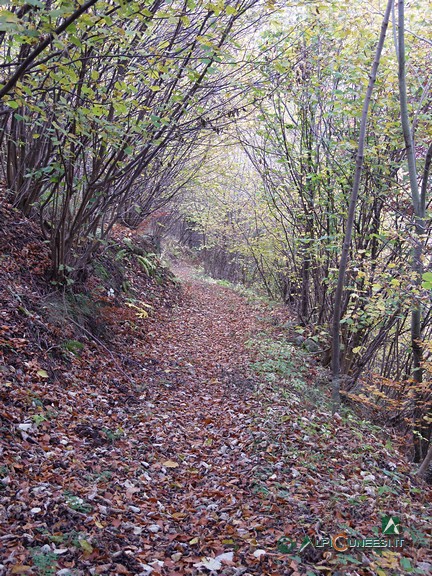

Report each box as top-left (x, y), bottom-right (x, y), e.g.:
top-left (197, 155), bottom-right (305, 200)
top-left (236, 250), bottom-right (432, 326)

top-left (331, 0), bottom-right (394, 412)
top-left (397, 0), bottom-right (429, 462)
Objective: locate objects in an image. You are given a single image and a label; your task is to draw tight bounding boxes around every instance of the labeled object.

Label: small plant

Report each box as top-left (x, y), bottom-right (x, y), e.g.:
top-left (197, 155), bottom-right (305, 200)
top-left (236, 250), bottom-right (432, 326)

top-left (30, 547), bottom-right (58, 576)
top-left (32, 413), bottom-right (48, 425)
top-left (215, 278), bottom-right (232, 288)
top-left (62, 339), bottom-right (85, 355)
top-left (94, 261), bottom-right (110, 280)
top-left (0, 465), bottom-right (8, 490)
top-left (136, 254), bottom-right (157, 276)
top-left (125, 299), bottom-right (153, 319)
top-left (115, 248), bottom-right (128, 261)
top-left (250, 337), bottom-right (304, 380)
top-left (64, 491), bottom-right (92, 514)
top-left (45, 528), bottom-right (90, 548)
top-left (102, 426), bottom-right (124, 443)
top-left (48, 533), bottom-right (67, 544)
top-left (96, 470), bottom-right (113, 482)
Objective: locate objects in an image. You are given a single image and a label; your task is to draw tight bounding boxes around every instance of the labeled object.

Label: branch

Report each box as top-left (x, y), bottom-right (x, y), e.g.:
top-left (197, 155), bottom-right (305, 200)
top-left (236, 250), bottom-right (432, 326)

top-left (421, 142), bottom-right (432, 215)
top-left (0, 0), bottom-right (99, 100)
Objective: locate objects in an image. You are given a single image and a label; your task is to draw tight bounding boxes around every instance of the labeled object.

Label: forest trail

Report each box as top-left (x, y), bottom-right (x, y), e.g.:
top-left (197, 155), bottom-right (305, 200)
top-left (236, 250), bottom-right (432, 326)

top-left (1, 262), bottom-right (431, 575)
top-left (128, 263), bottom-right (292, 571)
top-left (100, 265), bottom-right (430, 575)
top-left (145, 261), bottom-right (265, 381)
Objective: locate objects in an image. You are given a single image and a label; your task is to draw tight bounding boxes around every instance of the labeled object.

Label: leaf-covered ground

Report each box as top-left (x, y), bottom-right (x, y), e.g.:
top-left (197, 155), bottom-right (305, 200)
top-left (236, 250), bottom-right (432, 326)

top-left (0, 208), bottom-right (431, 575)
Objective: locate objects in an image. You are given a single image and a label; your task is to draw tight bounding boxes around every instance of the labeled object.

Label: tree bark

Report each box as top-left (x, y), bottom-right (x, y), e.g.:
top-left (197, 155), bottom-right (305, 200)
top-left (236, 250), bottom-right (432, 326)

top-left (417, 443), bottom-right (432, 479)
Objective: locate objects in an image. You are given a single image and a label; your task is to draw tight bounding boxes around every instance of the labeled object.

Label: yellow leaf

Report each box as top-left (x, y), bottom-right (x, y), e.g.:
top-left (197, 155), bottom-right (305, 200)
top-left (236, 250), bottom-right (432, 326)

top-left (163, 460), bottom-right (179, 468)
top-left (125, 302), bottom-right (150, 318)
top-left (171, 512), bottom-right (186, 519)
top-left (189, 537), bottom-right (199, 545)
top-left (78, 539), bottom-right (93, 553)
top-left (11, 567), bottom-right (32, 574)
top-left (37, 369), bottom-right (49, 378)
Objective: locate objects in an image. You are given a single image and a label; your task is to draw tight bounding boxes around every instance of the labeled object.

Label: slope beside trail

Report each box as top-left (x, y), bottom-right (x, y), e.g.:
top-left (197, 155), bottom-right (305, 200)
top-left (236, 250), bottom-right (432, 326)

top-left (1, 260), bottom-right (431, 576)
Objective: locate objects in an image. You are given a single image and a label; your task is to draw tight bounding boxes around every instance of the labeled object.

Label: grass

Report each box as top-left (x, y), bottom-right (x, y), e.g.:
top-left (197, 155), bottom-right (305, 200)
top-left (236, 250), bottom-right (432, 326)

top-left (192, 267), bottom-right (275, 306)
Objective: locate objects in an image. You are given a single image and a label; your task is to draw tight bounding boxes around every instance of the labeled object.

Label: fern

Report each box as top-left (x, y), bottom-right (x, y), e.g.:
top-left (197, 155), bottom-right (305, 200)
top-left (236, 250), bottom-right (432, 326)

top-left (136, 254), bottom-right (157, 276)
top-left (115, 248), bottom-right (128, 261)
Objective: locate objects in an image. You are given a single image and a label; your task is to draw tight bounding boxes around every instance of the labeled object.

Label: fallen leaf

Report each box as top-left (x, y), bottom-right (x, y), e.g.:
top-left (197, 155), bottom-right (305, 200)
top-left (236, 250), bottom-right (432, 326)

top-left (193, 552), bottom-right (234, 572)
top-left (193, 557), bottom-right (223, 571)
top-left (253, 549), bottom-right (266, 559)
top-left (11, 566), bottom-right (32, 574)
top-left (78, 539), bottom-right (93, 553)
top-left (18, 423), bottom-right (33, 432)
top-left (218, 552), bottom-right (234, 565)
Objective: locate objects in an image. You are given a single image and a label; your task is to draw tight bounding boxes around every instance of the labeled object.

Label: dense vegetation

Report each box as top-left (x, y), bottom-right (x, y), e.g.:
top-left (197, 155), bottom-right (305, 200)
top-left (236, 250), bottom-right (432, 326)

top-left (1, 1), bottom-right (432, 566)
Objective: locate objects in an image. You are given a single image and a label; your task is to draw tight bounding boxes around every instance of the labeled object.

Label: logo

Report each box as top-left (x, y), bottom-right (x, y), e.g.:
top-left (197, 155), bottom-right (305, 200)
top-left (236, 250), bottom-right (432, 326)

top-left (382, 516), bottom-right (401, 535)
top-left (278, 536), bottom-right (314, 554)
top-left (277, 537), bottom-right (296, 554)
top-left (277, 517), bottom-right (404, 555)
top-left (299, 537), bottom-right (313, 552)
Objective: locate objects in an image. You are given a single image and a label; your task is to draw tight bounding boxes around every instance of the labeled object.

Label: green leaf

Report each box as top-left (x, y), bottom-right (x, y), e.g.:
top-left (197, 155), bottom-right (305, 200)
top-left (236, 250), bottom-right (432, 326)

top-left (421, 271), bottom-right (432, 290)
top-left (343, 555), bottom-right (361, 565)
top-left (78, 539), bottom-right (93, 553)
top-left (26, 0), bottom-right (44, 7)
top-left (115, 101), bottom-right (128, 114)
top-left (400, 557), bottom-right (412, 571)
top-left (150, 114), bottom-right (161, 127)
top-left (0, 9), bottom-right (19, 29)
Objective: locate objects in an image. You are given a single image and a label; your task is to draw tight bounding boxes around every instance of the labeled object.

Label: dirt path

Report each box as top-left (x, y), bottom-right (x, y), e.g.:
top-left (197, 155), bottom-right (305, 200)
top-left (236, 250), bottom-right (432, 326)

top-left (130, 264), bottom-right (288, 572)
top-left (2, 265), bottom-right (430, 576)
top-left (145, 262), bottom-right (264, 380)
top-left (107, 267), bottom-right (431, 575)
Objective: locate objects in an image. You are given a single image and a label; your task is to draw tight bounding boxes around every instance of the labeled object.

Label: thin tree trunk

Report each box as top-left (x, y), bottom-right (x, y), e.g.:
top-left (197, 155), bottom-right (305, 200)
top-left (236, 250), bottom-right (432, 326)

top-left (417, 443), bottom-right (432, 479)
top-left (397, 0), bottom-right (429, 462)
top-left (331, 0), bottom-right (394, 412)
